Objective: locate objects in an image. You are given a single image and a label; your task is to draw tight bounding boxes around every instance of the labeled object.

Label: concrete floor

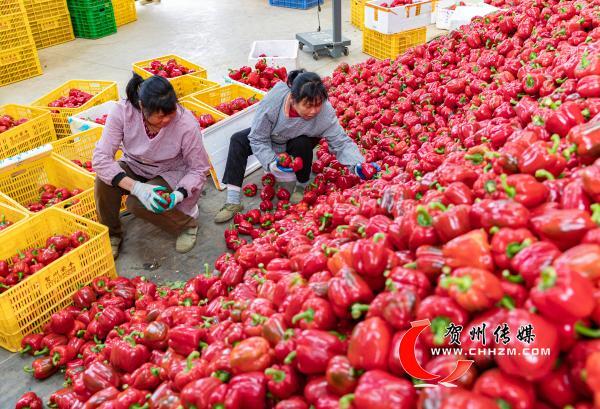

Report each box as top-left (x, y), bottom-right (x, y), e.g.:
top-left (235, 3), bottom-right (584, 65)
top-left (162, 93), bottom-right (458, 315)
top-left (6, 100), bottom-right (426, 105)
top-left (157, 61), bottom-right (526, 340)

top-left (0, 0), bottom-right (445, 405)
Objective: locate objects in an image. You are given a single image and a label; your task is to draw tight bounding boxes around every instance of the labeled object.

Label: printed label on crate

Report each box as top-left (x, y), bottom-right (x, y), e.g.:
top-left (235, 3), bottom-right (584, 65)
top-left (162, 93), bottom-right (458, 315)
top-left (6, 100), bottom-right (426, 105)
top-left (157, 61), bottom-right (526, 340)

top-left (0, 51), bottom-right (23, 66)
top-left (41, 259), bottom-right (78, 291)
top-left (39, 19), bottom-right (61, 30)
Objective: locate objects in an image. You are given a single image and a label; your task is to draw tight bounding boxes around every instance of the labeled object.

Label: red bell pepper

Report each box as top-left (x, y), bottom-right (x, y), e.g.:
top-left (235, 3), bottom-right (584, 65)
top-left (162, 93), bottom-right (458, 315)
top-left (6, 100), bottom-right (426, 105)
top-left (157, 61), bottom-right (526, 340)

top-left (85, 386), bottom-right (120, 408)
top-left (224, 372), bottom-right (268, 409)
top-left (82, 360), bottom-right (120, 393)
top-left (95, 306), bottom-right (127, 334)
top-left (265, 364), bottom-right (300, 399)
top-left (432, 204), bottom-right (472, 243)
top-left (168, 324), bottom-right (205, 356)
top-left (230, 336), bottom-right (272, 374)
top-left (365, 287), bottom-right (418, 330)
top-left (490, 227), bottom-right (537, 271)
top-left (554, 243), bottom-right (600, 282)
top-left (243, 183), bottom-right (258, 197)
top-left (72, 286), bottom-right (97, 309)
top-left (567, 120), bottom-right (600, 157)
top-left (113, 387), bottom-right (147, 408)
top-left (109, 335), bottom-right (150, 373)
top-left (15, 391), bottom-right (43, 409)
top-left (473, 368), bottom-right (536, 409)
top-left (181, 376), bottom-right (224, 409)
top-left (327, 267), bottom-right (374, 319)
top-left (415, 295), bottom-right (469, 347)
top-left (291, 296), bottom-right (336, 330)
top-left (470, 199), bottom-right (530, 230)
top-left (436, 389), bottom-right (499, 409)
top-left (442, 229), bottom-right (493, 271)
top-left (500, 174), bottom-right (548, 208)
top-left (50, 310), bottom-right (75, 335)
top-left (530, 266), bottom-right (595, 323)
top-left (262, 173), bottom-right (276, 187)
top-left (23, 356), bottom-right (58, 380)
top-left (441, 267), bottom-right (503, 312)
top-left (495, 309), bottom-right (559, 381)
top-left (351, 233), bottom-right (392, 278)
top-left (50, 344), bottom-right (76, 367)
top-left (48, 387), bottom-right (83, 409)
top-left (531, 208), bottom-right (595, 250)
top-left (536, 363), bottom-right (580, 408)
top-left (20, 333), bottom-right (44, 356)
top-left (348, 316), bottom-right (391, 371)
top-left (275, 397), bottom-right (309, 409)
top-left (352, 370), bottom-right (417, 409)
top-left (127, 362), bottom-right (164, 391)
top-left (39, 333), bottom-right (68, 355)
top-left (294, 329), bottom-right (345, 374)
top-left (325, 355), bottom-right (359, 396)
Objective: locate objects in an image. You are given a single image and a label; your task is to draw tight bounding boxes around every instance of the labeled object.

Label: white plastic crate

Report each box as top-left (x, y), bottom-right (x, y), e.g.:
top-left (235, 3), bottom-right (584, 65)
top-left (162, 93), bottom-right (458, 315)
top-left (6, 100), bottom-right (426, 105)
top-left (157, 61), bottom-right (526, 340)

top-left (432, 0), bottom-right (456, 24)
top-left (201, 104), bottom-right (262, 191)
top-left (68, 100), bottom-right (117, 134)
top-left (447, 4), bottom-right (498, 30)
top-left (364, 0), bottom-right (432, 34)
top-left (248, 40), bottom-right (299, 72)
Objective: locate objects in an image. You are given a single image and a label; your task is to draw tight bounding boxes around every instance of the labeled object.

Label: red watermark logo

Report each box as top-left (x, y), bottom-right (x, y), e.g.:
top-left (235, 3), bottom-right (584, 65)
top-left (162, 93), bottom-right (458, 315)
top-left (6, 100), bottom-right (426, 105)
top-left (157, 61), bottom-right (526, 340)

top-left (399, 319), bottom-right (474, 387)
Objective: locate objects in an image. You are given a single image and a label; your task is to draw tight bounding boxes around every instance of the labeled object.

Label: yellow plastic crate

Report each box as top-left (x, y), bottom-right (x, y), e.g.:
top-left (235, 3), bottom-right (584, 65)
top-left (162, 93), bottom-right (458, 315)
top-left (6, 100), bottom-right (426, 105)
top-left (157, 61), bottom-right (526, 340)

top-left (0, 191), bottom-right (24, 209)
top-left (362, 26), bottom-right (426, 60)
top-left (0, 43), bottom-right (42, 87)
top-left (111, 0), bottom-right (136, 26)
top-left (28, 13), bottom-right (75, 49)
top-left (185, 84), bottom-right (264, 114)
top-left (0, 3), bottom-right (35, 51)
top-left (351, 0), bottom-right (365, 29)
top-left (173, 76), bottom-right (220, 99)
top-left (52, 128), bottom-right (126, 215)
top-left (31, 80), bottom-right (119, 138)
top-left (132, 54), bottom-right (208, 97)
top-left (0, 104), bottom-right (57, 161)
top-left (0, 202), bottom-right (28, 236)
top-left (0, 151), bottom-right (96, 219)
top-left (180, 99), bottom-right (228, 126)
top-left (22, 0), bottom-right (70, 22)
top-left (0, 208), bottom-right (116, 351)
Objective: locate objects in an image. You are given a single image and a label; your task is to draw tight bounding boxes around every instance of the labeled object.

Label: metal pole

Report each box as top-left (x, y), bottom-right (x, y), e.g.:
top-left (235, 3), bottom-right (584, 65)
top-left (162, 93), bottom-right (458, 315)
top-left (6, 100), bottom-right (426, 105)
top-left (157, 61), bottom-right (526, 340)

top-left (332, 0), bottom-right (341, 43)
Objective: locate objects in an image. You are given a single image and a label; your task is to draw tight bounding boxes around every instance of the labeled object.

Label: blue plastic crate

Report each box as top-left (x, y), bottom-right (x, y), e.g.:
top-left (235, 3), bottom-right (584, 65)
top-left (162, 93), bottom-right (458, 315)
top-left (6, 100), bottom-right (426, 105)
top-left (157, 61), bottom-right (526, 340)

top-left (269, 0), bottom-right (324, 9)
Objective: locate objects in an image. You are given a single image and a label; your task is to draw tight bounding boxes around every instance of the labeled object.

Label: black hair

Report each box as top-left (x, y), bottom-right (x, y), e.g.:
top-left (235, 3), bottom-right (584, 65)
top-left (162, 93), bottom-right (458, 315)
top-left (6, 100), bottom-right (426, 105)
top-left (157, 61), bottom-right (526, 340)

top-left (125, 73), bottom-right (178, 116)
top-left (286, 69), bottom-right (328, 105)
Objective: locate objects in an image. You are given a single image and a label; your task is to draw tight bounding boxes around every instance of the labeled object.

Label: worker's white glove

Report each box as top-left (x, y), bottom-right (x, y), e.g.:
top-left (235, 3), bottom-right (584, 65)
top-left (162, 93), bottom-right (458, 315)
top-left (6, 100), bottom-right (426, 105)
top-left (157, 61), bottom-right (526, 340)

top-left (131, 182), bottom-right (168, 213)
top-left (167, 190), bottom-right (185, 210)
top-left (269, 161), bottom-right (297, 182)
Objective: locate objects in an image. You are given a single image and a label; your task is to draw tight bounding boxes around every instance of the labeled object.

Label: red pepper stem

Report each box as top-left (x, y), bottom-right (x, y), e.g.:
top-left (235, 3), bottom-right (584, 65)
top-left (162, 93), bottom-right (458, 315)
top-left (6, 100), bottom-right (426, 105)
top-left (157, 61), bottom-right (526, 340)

top-left (284, 351), bottom-right (297, 365)
top-left (23, 365), bottom-right (34, 374)
top-left (441, 275), bottom-right (473, 292)
top-left (498, 295), bottom-right (516, 310)
top-left (499, 174), bottom-right (516, 198)
top-left (339, 394), bottom-right (355, 409)
top-left (574, 322), bottom-right (600, 338)
top-left (431, 317), bottom-right (451, 345)
top-left (265, 368), bottom-right (286, 382)
top-left (502, 270), bottom-right (524, 284)
top-left (350, 303), bottom-right (370, 320)
top-left (535, 169), bottom-right (555, 181)
top-left (131, 404), bottom-right (150, 409)
top-left (539, 267), bottom-right (557, 290)
top-left (416, 206), bottom-right (432, 227)
top-left (150, 367), bottom-right (160, 377)
top-left (52, 352), bottom-right (61, 366)
top-left (20, 345), bottom-right (32, 355)
top-left (292, 308), bottom-right (315, 324)
top-left (591, 204), bottom-right (600, 226)
top-left (548, 134), bottom-right (561, 154)
top-left (213, 405), bottom-right (225, 409)
top-left (33, 347), bottom-right (48, 356)
top-left (372, 232), bottom-right (386, 243)
top-left (428, 202), bottom-right (447, 212)
top-left (186, 351), bottom-right (200, 371)
top-left (212, 370), bottom-right (231, 383)
top-left (497, 399), bottom-right (511, 409)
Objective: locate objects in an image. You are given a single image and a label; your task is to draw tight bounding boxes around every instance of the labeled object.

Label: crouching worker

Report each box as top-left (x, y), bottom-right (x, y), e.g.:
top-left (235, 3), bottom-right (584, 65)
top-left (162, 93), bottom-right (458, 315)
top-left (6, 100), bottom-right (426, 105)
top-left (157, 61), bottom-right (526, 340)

top-left (93, 73), bottom-right (211, 258)
top-left (214, 69), bottom-right (367, 223)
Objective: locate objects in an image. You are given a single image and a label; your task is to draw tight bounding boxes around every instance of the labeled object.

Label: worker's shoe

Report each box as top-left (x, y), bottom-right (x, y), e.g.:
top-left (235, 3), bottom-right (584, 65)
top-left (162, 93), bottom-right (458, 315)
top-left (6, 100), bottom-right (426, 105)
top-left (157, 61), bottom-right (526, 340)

top-left (214, 203), bottom-right (244, 223)
top-left (139, 0), bottom-right (152, 4)
top-left (110, 236), bottom-right (122, 259)
top-left (176, 226), bottom-right (198, 253)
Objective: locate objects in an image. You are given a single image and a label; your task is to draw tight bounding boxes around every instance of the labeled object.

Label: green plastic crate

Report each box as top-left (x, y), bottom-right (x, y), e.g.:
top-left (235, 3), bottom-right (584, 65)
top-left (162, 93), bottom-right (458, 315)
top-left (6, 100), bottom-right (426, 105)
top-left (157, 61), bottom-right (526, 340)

top-left (67, 0), bottom-right (116, 39)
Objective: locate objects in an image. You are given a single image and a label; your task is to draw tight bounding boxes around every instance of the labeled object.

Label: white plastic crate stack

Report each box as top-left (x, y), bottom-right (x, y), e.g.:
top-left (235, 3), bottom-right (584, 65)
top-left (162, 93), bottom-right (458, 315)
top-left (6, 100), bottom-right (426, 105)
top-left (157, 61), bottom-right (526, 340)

top-left (364, 0), bottom-right (433, 34)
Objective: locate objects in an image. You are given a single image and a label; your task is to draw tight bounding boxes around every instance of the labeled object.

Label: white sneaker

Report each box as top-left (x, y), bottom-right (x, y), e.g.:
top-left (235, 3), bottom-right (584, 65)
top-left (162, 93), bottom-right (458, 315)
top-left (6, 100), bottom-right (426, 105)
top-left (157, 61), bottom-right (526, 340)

top-left (176, 226), bottom-right (198, 253)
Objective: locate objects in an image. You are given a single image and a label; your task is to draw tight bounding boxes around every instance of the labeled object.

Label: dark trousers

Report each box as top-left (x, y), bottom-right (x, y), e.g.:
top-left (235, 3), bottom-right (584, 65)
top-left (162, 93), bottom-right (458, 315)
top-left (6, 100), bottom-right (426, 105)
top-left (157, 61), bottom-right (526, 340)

top-left (222, 128), bottom-right (320, 187)
top-left (95, 162), bottom-right (197, 238)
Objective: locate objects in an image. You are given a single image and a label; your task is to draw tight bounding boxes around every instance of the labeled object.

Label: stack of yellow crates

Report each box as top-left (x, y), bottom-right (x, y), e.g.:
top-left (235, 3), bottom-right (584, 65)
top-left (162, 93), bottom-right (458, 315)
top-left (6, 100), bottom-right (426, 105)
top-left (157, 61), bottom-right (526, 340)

top-left (111, 0), bottom-right (137, 27)
top-left (22, 0), bottom-right (74, 49)
top-left (0, 0), bottom-right (42, 86)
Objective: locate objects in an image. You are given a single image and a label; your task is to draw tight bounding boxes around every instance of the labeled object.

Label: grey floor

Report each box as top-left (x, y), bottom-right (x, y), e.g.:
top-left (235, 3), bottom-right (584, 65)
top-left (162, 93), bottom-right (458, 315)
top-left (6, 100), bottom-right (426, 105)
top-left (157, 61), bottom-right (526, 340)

top-left (0, 0), bottom-right (444, 405)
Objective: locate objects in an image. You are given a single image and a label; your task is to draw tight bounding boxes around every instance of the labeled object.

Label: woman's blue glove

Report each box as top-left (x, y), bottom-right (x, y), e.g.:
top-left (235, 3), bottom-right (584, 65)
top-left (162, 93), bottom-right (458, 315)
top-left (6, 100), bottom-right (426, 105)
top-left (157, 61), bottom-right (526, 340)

top-left (354, 162), bottom-right (381, 180)
top-left (166, 190), bottom-right (185, 211)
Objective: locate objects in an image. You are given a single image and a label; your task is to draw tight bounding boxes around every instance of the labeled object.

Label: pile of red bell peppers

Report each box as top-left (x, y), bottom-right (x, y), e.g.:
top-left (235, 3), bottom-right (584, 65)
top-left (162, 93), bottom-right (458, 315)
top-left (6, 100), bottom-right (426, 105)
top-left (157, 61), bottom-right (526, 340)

top-left (1, 231), bottom-right (89, 293)
top-left (16, 0), bottom-right (600, 406)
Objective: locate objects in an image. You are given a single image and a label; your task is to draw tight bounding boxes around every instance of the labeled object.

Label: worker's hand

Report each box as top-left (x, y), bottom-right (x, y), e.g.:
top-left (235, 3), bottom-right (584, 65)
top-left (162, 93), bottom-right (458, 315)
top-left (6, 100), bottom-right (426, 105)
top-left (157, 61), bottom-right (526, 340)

top-left (354, 162), bottom-right (381, 180)
top-left (131, 182), bottom-right (168, 213)
top-left (166, 190), bottom-right (185, 211)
